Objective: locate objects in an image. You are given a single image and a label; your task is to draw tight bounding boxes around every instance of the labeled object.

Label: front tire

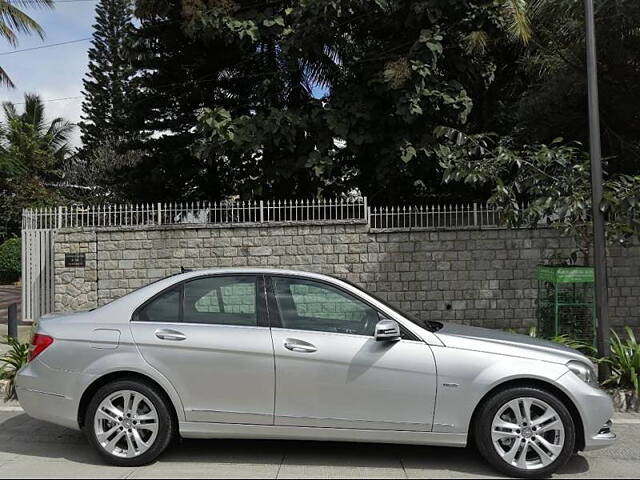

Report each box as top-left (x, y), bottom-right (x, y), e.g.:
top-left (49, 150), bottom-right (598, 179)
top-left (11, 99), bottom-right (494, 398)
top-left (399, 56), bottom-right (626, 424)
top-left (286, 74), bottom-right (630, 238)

top-left (474, 386), bottom-right (575, 478)
top-left (84, 379), bottom-right (174, 466)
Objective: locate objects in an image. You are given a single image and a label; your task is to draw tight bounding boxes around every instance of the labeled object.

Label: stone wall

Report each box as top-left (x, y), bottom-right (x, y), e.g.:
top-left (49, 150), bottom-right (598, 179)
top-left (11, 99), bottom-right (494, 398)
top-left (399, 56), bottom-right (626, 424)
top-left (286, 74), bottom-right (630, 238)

top-left (54, 221), bottom-right (640, 332)
top-left (53, 230), bottom-right (98, 311)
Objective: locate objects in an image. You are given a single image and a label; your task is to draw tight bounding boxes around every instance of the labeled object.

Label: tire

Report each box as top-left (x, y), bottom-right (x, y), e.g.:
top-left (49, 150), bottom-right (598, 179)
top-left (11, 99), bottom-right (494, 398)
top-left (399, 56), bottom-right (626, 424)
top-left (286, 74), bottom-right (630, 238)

top-left (473, 386), bottom-right (575, 478)
top-left (84, 378), bottom-right (175, 466)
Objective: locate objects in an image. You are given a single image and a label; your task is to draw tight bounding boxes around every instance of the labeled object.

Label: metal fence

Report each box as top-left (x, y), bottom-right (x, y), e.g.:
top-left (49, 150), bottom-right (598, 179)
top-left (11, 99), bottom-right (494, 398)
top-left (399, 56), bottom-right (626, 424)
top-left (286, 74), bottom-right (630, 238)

top-left (22, 198), bottom-right (504, 231)
top-left (368, 203), bottom-right (500, 230)
top-left (21, 198), bottom-right (369, 230)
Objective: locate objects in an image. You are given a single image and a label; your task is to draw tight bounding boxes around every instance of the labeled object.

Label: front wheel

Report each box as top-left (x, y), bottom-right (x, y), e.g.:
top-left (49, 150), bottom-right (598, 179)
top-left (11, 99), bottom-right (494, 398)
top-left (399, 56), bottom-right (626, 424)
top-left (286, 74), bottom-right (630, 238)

top-left (474, 387), bottom-right (575, 478)
top-left (85, 379), bottom-right (174, 466)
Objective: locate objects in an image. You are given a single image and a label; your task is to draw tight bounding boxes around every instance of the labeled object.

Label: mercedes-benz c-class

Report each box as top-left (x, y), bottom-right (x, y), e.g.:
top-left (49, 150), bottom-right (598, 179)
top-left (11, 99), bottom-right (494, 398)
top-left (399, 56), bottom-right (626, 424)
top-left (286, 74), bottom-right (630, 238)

top-left (16, 268), bottom-right (615, 477)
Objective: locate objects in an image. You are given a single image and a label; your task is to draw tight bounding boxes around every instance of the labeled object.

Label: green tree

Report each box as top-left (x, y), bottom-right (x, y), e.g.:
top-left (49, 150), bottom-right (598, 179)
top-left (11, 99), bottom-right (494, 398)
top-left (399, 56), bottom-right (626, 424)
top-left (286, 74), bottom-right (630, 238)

top-left (0, 94), bottom-right (73, 240)
top-left (0, 0), bottom-right (53, 87)
top-left (111, 0), bottom-right (247, 202)
top-left (63, 141), bottom-right (143, 202)
top-left (91, 0), bottom-right (637, 208)
top-left (482, 0), bottom-right (640, 178)
top-left (188, 0), bottom-right (515, 202)
top-left (437, 129), bottom-right (640, 264)
top-left (433, 0), bottom-right (640, 262)
top-left (79, 0), bottom-right (136, 155)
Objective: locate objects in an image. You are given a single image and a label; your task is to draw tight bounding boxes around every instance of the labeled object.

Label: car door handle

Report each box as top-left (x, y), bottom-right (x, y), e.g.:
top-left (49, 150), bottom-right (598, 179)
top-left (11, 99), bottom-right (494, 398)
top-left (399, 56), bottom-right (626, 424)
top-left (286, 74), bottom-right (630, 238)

top-left (154, 329), bottom-right (187, 341)
top-left (284, 338), bottom-right (317, 353)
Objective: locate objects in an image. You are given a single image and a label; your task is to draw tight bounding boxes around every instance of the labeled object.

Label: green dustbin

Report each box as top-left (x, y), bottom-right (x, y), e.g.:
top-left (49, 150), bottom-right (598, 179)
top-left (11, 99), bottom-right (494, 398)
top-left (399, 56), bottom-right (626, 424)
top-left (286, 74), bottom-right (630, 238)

top-left (535, 265), bottom-right (596, 344)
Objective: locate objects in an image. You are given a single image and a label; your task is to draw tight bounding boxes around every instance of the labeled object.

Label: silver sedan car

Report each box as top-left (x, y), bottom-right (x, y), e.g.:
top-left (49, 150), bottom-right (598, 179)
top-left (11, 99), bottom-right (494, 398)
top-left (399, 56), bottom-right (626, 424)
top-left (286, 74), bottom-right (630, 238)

top-left (16, 268), bottom-right (615, 477)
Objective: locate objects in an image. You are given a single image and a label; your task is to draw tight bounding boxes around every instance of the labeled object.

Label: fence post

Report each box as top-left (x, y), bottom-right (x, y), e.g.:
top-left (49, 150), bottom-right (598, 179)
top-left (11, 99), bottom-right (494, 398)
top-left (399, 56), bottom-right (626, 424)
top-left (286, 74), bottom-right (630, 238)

top-left (363, 196), bottom-right (369, 227)
top-left (7, 303), bottom-right (18, 340)
top-left (473, 202), bottom-right (478, 227)
top-left (157, 202), bottom-right (162, 225)
top-left (259, 200), bottom-right (264, 223)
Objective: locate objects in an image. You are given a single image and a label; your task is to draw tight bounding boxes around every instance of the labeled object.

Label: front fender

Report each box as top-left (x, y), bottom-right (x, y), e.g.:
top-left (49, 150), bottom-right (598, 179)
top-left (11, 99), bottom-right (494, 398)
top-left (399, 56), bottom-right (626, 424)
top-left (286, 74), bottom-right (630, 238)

top-left (431, 345), bottom-right (568, 435)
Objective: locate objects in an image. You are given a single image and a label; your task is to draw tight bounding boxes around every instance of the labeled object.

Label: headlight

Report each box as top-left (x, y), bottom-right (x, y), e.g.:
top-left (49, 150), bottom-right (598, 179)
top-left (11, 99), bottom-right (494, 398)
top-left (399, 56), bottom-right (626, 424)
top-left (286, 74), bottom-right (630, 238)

top-left (567, 360), bottom-right (598, 387)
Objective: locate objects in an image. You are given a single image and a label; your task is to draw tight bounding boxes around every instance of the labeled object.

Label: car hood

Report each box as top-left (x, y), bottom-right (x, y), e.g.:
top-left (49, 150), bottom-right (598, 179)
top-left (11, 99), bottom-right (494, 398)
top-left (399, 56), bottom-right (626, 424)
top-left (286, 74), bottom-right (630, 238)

top-left (433, 322), bottom-right (591, 365)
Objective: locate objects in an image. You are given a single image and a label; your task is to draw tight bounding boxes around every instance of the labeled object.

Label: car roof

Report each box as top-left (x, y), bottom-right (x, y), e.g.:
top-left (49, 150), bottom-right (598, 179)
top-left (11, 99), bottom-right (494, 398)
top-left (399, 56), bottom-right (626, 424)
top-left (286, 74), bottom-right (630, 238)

top-left (173, 267), bottom-right (341, 283)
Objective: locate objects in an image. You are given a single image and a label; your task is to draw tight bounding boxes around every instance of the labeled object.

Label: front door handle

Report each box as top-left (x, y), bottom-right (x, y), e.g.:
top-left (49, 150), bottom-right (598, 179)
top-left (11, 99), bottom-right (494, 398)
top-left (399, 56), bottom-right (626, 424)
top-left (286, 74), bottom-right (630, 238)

top-left (284, 338), bottom-right (317, 353)
top-left (155, 329), bottom-right (187, 341)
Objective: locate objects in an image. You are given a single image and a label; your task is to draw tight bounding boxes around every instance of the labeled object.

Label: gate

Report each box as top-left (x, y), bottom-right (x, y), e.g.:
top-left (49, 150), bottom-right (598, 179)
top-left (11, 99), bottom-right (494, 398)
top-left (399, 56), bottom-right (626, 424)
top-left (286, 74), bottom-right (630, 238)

top-left (21, 209), bottom-right (56, 322)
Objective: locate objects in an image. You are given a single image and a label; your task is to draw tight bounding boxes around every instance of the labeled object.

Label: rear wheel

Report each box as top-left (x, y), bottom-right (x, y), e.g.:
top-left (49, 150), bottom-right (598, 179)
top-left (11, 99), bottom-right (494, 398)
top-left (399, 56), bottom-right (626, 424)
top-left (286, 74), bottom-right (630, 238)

top-left (474, 387), bottom-right (575, 478)
top-left (85, 379), bottom-right (174, 466)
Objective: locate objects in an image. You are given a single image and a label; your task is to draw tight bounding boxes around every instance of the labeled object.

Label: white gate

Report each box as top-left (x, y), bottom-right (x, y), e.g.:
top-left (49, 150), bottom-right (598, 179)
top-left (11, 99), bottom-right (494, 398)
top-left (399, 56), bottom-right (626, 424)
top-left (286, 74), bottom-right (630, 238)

top-left (21, 209), bottom-right (57, 322)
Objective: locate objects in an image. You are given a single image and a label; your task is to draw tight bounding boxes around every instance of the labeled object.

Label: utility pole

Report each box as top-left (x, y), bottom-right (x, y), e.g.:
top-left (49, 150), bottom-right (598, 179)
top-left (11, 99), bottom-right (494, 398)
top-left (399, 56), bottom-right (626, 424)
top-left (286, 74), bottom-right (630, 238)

top-left (584, 0), bottom-right (609, 367)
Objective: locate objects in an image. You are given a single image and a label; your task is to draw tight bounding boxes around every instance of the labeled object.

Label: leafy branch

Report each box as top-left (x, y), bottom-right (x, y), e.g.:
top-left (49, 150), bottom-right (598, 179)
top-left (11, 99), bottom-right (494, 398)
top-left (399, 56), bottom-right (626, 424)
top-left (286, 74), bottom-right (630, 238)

top-left (436, 127), bottom-right (640, 263)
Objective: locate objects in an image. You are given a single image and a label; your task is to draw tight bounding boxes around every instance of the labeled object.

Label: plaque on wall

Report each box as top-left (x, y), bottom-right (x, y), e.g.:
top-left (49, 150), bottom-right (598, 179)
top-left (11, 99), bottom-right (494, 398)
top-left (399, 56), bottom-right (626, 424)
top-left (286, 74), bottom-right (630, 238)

top-left (65, 253), bottom-right (86, 268)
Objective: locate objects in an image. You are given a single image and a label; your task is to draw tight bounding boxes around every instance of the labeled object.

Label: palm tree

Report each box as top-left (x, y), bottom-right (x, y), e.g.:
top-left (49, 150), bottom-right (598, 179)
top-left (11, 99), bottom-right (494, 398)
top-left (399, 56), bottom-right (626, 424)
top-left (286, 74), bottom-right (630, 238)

top-left (0, 0), bottom-right (54, 87)
top-left (0, 93), bottom-right (72, 239)
top-left (0, 93), bottom-right (74, 175)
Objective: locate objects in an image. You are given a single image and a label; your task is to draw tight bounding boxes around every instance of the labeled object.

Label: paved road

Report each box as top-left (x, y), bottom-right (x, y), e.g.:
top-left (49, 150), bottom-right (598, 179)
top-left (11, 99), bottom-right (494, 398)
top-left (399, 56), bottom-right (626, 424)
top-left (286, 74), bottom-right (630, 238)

top-left (0, 411), bottom-right (638, 478)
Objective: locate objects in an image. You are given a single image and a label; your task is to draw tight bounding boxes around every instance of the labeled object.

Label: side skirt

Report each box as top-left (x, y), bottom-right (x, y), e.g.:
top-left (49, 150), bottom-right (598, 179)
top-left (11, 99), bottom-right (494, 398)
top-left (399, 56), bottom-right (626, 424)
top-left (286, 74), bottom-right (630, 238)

top-left (179, 422), bottom-right (468, 447)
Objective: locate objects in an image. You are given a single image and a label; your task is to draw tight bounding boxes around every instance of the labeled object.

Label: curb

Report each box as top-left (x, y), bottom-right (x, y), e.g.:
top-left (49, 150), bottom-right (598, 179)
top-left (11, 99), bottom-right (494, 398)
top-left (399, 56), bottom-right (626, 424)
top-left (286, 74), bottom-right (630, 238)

top-left (0, 406), bottom-right (23, 412)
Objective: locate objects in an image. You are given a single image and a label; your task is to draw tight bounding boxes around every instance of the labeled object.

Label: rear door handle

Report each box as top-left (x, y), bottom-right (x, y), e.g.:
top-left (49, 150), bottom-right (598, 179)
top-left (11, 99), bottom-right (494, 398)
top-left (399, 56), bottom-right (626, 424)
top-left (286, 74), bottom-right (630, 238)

top-left (155, 329), bottom-right (187, 341)
top-left (284, 338), bottom-right (317, 353)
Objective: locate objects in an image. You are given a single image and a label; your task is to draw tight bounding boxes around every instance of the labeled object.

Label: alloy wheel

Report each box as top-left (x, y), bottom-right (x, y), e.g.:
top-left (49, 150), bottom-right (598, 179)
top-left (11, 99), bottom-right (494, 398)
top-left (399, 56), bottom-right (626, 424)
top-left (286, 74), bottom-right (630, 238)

top-left (491, 396), bottom-right (565, 471)
top-left (93, 389), bottom-right (159, 458)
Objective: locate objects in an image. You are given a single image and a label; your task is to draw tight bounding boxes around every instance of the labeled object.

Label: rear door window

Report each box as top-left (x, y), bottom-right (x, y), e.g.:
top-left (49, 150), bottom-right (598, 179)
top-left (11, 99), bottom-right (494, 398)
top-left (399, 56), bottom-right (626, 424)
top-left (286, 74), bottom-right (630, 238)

top-left (183, 276), bottom-right (258, 326)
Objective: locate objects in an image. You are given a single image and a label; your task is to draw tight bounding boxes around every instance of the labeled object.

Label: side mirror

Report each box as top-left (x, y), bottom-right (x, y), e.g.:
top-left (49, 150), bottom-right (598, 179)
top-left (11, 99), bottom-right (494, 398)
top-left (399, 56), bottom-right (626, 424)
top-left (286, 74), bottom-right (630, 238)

top-left (374, 319), bottom-right (401, 342)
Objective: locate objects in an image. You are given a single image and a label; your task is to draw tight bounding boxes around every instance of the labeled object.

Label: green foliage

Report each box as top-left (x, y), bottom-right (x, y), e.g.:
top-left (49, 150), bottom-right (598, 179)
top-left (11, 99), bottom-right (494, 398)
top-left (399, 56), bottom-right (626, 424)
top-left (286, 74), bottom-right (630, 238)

top-left (72, 0), bottom-right (639, 208)
top-left (78, 0), bottom-right (136, 159)
top-left (0, 238), bottom-right (20, 283)
top-left (600, 327), bottom-right (640, 395)
top-left (108, 0), bottom-right (249, 202)
top-left (526, 325), bottom-right (640, 394)
top-left (0, 94), bottom-right (70, 240)
top-left (503, 0), bottom-right (640, 181)
top-left (525, 325), bottom-right (596, 356)
top-left (181, 0), bottom-right (512, 201)
top-left (438, 128), bottom-right (640, 261)
top-left (0, 336), bottom-right (29, 401)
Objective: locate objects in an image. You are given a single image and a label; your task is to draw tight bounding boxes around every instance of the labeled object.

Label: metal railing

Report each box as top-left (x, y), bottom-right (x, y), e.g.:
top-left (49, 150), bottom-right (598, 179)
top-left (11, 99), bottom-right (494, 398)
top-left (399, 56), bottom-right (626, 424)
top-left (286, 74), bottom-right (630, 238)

top-left (22, 198), bottom-right (506, 231)
top-left (368, 203), bottom-right (499, 230)
top-left (22, 198), bottom-right (369, 230)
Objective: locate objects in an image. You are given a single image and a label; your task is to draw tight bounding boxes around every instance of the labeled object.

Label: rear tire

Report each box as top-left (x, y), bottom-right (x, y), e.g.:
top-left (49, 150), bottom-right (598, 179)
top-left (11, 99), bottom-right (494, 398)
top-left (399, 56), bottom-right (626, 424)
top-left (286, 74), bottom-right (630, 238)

top-left (84, 379), bottom-right (174, 466)
top-left (473, 386), bottom-right (575, 478)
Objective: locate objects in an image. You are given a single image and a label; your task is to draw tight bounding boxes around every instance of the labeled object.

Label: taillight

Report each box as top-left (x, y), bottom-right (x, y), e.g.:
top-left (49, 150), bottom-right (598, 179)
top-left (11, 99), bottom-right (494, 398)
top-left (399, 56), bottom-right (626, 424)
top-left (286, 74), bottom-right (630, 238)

top-left (28, 334), bottom-right (54, 362)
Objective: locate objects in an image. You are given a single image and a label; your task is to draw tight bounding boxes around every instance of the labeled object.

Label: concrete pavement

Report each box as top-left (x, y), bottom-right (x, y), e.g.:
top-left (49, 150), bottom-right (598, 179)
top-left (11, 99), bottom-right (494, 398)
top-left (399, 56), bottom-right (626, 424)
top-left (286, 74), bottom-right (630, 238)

top-left (0, 410), bottom-right (639, 478)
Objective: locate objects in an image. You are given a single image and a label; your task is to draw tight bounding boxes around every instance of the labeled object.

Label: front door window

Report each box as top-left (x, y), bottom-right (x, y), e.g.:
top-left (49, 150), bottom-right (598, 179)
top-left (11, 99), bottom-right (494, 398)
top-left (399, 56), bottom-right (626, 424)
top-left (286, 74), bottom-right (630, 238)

top-left (271, 277), bottom-right (379, 336)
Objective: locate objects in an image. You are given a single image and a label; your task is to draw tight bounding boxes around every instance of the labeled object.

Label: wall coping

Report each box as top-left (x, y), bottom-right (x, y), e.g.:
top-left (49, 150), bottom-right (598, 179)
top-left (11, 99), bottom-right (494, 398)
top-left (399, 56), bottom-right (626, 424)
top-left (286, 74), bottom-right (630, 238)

top-left (53, 220), bottom-right (549, 235)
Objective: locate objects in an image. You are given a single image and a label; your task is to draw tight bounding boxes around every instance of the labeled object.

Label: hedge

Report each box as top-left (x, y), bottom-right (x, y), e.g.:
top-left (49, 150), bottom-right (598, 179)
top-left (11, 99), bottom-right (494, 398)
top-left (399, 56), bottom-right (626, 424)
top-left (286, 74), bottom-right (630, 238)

top-left (0, 238), bottom-right (21, 283)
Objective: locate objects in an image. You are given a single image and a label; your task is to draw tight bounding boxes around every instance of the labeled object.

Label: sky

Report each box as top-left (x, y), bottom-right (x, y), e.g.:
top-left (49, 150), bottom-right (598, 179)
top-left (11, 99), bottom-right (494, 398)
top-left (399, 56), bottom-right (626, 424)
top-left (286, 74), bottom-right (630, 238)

top-left (1, 0), bottom-right (98, 148)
